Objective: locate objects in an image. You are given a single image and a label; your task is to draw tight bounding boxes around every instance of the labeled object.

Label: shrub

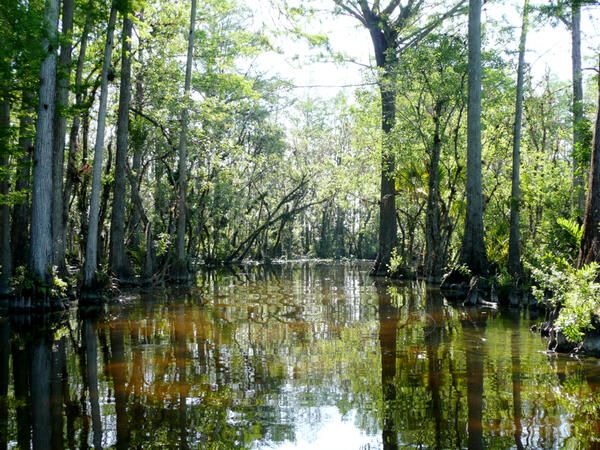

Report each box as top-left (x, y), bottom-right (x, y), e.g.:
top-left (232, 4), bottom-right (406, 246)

top-left (530, 258), bottom-right (600, 342)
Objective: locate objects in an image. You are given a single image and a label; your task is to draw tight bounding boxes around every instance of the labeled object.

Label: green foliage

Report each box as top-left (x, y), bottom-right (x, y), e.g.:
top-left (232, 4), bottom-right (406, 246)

top-left (574, 117), bottom-right (593, 169)
top-left (388, 247), bottom-right (404, 273)
top-left (11, 266), bottom-right (68, 300)
top-left (156, 233), bottom-right (171, 258)
top-left (531, 259), bottom-right (600, 342)
top-left (557, 217), bottom-right (583, 244)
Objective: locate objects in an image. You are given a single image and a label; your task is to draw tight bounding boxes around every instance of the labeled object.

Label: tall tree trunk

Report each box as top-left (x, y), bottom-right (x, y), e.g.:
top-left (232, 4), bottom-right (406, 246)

top-left (29, 0), bottom-right (60, 284)
top-left (12, 92), bottom-right (35, 269)
top-left (425, 103), bottom-right (444, 282)
top-left (578, 56), bottom-right (600, 268)
top-left (507, 0), bottom-right (530, 279)
top-left (63, 1), bottom-right (92, 258)
top-left (98, 141), bottom-right (113, 265)
top-left (109, 9), bottom-right (133, 280)
top-left (173, 0), bottom-right (197, 281)
top-left (82, 1), bottom-right (118, 293)
top-left (459, 0), bottom-right (488, 276)
top-left (51, 0), bottom-right (75, 275)
top-left (129, 43), bottom-right (145, 249)
top-left (78, 106), bottom-right (92, 260)
top-left (371, 48), bottom-right (398, 276)
top-left (0, 99), bottom-right (12, 295)
top-left (572, 0), bottom-right (585, 218)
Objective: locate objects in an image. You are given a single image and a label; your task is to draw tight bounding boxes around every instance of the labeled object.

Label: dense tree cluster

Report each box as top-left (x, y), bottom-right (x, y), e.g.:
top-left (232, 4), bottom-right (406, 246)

top-left (0, 0), bottom-right (599, 308)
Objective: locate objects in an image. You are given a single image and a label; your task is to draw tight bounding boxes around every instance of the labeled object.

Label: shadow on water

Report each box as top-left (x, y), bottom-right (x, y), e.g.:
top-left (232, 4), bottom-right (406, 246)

top-left (2, 262), bottom-right (600, 448)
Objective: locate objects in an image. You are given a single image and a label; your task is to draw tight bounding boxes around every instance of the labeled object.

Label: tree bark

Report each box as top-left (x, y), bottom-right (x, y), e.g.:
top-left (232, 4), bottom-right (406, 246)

top-left (29, 0), bottom-right (60, 284)
top-left (0, 99), bottom-right (11, 295)
top-left (63, 1), bottom-right (92, 259)
top-left (129, 44), bottom-right (146, 249)
top-left (507, 0), bottom-right (530, 279)
top-left (82, 0), bottom-right (118, 292)
top-left (371, 39), bottom-right (398, 276)
top-left (425, 103), bottom-right (444, 282)
top-left (578, 56), bottom-right (600, 268)
top-left (12, 92), bottom-right (35, 269)
top-left (173, 0), bottom-right (197, 281)
top-left (78, 105), bottom-right (92, 260)
top-left (459, 0), bottom-right (488, 276)
top-left (109, 9), bottom-right (133, 280)
top-left (51, 0), bottom-right (75, 275)
top-left (572, 0), bottom-right (585, 218)
top-left (425, 101), bottom-right (444, 283)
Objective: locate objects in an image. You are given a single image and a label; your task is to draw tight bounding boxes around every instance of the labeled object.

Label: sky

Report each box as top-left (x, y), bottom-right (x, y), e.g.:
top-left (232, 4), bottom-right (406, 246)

top-left (246, 0), bottom-right (600, 100)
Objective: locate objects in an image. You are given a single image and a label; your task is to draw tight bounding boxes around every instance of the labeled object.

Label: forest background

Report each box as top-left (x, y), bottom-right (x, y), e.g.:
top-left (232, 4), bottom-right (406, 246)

top-left (1, 0), bottom-right (600, 324)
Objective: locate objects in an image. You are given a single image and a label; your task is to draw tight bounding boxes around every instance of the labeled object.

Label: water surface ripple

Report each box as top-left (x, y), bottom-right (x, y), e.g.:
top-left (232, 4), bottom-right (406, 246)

top-left (1, 262), bottom-right (599, 449)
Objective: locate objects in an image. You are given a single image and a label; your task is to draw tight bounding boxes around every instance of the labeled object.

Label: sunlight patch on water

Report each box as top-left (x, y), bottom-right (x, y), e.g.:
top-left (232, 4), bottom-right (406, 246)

top-left (263, 407), bottom-right (378, 450)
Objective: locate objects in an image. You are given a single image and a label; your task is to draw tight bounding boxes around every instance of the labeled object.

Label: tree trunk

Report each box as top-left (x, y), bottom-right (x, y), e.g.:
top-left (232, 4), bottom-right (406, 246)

top-left (372, 58), bottom-right (398, 276)
top-left (98, 141), bottom-right (113, 266)
top-left (129, 49), bottom-right (146, 249)
top-left (459, 0), bottom-right (488, 276)
top-left (12, 92), bottom-right (34, 269)
top-left (507, 0), bottom-right (529, 279)
top-left (572, 0), bottom-right (585, 218)
top-left (29, 0), bottom-right (60, 284)
top-left (78, 106), bottom-right (92, 261)
top-left (578, 56), bottom-right (600, 268)
top-left (0, 99), bottom-right (11, 295)
top-left (51, 0), bottom-right (74, 276)
top-left (425, 103), bottom-right (444, 282)
top-left (63, 0), bottom-right (92, 263)
top-left (109, 10), bottom-right (133, 280)
top-left (82, 0), bottom-right (118, 292)
top-left (173, 0), bottom-right (197, 281)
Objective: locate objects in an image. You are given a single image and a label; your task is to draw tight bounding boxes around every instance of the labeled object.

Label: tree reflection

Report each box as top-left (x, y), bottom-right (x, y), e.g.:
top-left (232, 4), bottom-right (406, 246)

top-left (30, 332), bottom-right (51, 449)
top-left (376, 281), bottom-right (398, 450)
top-left (461, 308), bottom-right (486, 450)
top-left (0, 319), bottom-right (8, 450)
top-left (175, 297), bottom-right (188, 448)
top-left (509, 309), bottom-right (524, 450)
top-left (5, 263), bottom-right (600, 448)
top-left (50, 336), bottom-right (67, 450)
top-left (82, 312), bottom-right (103, 449)
top-left (424, 290), bottom-right (444, 449)
top-left (12, 339), bottom-right (31, 448)
top-left (109, 318), bottom-right (130, 449)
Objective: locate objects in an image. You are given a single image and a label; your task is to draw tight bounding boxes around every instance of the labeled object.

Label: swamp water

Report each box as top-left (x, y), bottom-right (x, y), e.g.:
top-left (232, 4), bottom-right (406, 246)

top-left (1, 262), bottom-right (600, 449)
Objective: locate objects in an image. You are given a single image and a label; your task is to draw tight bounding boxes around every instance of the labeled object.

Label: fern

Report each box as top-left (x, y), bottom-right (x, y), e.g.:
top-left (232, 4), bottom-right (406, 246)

top-left (557, 217), bottom-right (583, 245)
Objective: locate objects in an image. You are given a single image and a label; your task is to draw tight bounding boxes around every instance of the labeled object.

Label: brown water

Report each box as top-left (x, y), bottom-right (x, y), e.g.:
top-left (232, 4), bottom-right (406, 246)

top-left (1, 262), bottom-right (600, 449)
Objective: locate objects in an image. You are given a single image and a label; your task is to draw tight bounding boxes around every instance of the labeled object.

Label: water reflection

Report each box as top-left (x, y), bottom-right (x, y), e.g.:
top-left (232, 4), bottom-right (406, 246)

top-left (461, 308), bottom-right (485, 450)
top-left (0, 319), bottom-right (8, 450)
top-left (376, 282), bottom-right (397, 450)
top-left (509, 309), bottom-right (524, 450)
top-left (1, 263), bottom-right (600, 448)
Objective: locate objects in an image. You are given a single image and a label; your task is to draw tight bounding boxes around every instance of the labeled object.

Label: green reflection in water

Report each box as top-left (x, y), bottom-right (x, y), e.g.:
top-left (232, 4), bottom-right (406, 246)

top-left (0, 262), bottom-right (600, 448)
